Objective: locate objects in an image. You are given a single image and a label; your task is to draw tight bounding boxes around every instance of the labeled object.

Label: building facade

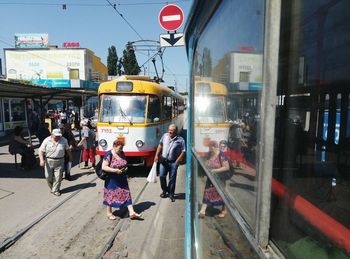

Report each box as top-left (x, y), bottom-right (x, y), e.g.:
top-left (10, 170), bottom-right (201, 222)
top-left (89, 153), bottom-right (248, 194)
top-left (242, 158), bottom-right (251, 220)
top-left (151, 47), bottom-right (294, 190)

top-left (0, 35), bottom-right (107, 135)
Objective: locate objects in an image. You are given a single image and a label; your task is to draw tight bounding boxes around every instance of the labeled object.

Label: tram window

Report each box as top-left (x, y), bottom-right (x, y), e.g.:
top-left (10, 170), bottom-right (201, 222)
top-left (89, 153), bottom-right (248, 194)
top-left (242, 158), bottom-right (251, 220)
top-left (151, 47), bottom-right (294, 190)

top-left (163, 96), bottom-right (172, 120)
top-left (172, 99), bottom-right (178, 117)
top-left (271, 1), bottom-right (350, 257)
top-left (148, 96), bottom-right (161, 122)
top-left (99, 95), bottom-right (146, 123)
top-left (116, 81), bottom-right (133, 92)
top-left (188, 0), bottom-right (264, 255)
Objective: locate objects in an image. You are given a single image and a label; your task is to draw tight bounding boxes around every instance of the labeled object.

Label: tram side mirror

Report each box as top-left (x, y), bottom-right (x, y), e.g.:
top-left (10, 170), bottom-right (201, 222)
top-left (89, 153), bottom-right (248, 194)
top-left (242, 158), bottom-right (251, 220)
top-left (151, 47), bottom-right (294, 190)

top-left (153, 117), bottom-right (160, 122)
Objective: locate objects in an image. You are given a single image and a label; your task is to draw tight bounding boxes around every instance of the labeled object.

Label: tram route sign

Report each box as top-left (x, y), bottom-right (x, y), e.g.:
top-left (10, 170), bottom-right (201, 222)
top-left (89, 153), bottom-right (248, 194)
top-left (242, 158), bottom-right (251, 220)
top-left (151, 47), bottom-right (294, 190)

top-left (158, 4), bottom-right (184, 31)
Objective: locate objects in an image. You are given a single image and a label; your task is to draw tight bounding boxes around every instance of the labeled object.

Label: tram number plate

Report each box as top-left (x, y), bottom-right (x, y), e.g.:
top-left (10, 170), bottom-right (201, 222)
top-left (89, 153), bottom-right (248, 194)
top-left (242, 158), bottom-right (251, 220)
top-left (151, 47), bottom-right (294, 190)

top-left (100, 127), bottom-right (129, 134)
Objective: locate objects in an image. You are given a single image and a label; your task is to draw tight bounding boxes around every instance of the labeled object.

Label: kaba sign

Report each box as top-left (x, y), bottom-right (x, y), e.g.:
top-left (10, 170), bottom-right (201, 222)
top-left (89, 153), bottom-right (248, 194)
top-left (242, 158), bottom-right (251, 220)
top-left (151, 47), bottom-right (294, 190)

top-left (63, 42), bottom-right (80, 48)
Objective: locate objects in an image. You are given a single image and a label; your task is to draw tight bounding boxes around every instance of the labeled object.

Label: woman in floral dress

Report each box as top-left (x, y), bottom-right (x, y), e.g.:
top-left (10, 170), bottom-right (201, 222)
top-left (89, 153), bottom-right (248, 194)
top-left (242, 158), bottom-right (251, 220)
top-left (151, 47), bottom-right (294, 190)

top-left (199, 141), bottom-right (229, 218)
top-left (102, 140), bottom-right (142, 220)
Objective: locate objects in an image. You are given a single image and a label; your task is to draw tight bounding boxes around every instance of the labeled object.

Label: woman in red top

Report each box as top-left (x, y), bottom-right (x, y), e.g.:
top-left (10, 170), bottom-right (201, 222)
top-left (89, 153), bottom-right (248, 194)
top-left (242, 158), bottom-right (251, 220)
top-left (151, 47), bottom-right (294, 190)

top-left (102, 140), bottom-right (142, 220)
top-left (198, 141), bottom-right (229, 218)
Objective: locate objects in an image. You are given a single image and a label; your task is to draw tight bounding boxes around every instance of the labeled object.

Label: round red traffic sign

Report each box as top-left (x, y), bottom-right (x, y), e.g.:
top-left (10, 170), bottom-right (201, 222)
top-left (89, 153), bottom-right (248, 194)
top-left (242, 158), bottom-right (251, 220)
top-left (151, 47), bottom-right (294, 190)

top-left (158, 4), bottom-right (184, 31)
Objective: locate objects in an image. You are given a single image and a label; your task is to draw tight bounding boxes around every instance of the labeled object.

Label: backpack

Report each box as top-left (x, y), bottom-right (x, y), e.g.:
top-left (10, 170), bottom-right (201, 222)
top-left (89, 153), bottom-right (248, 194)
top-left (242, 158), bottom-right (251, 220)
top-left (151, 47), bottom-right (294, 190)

top-left (95, 152), bottom-right (112, 180)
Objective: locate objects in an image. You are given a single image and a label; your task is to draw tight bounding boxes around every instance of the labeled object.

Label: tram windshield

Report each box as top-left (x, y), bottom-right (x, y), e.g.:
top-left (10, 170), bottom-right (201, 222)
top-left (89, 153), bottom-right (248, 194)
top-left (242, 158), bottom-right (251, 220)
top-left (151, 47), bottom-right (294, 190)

top-left (195, 96), bottom-right (227, 123)
top-left (100, 95), bottom-right (146, 124)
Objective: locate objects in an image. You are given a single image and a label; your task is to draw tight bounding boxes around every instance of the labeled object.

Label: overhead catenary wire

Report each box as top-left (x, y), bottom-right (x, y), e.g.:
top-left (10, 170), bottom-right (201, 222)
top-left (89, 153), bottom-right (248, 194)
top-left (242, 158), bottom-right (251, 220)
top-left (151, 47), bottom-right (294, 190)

top-left (105, 0), bottom-right (143, 40)
top-left (0, 1), bottom-right (189, 7)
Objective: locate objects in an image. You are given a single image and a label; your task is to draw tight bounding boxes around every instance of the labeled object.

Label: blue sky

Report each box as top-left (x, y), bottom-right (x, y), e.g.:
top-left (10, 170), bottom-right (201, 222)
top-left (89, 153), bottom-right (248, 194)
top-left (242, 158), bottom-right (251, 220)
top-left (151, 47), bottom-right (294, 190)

top-left (0, 0), bottom-right (192, 92)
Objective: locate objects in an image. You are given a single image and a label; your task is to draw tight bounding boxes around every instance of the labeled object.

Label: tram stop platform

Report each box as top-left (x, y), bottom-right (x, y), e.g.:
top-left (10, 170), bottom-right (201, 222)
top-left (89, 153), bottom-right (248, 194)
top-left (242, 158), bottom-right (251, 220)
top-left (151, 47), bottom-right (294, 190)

top-left (0, 135), bottom-right (186, 259)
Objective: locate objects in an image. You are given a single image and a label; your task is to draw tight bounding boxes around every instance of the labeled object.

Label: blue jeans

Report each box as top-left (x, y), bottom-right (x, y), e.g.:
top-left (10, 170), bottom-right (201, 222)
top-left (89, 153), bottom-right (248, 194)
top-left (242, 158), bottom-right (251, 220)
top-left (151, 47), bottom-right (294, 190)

top-left (159, 161), bottom-right (178, 196)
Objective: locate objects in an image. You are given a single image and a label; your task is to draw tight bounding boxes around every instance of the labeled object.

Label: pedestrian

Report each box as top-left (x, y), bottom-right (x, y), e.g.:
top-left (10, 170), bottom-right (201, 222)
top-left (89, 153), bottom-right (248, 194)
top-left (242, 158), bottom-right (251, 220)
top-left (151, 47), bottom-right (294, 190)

top-left (102, 140), bottom-right (142, 220)
top-left (59, 123), bottom-right (76, 180)
top-left (38, 128), bottom-right (72, 196)
top-left (59, 110), bottom-right (68, 124)
top-left (53, 110), bottom-right (60, 128)
top-left (154, 124), bottom-right (186, 202)
top-left (37, 122), bottom-right (51, 144)
top-left (77, 119), bottom-right (96, 170)
top-left (9, 126), bottom-right (35, 170)
top-left (198, 140), bottom-right (229, 218)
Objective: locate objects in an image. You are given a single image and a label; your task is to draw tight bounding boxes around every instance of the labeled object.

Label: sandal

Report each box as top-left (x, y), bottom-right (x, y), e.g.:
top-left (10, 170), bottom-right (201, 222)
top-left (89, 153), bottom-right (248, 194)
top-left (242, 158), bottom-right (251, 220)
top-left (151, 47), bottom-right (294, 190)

top-left (198, 211), bottom-right (206, 218)
top-left (218, 211), bottom-right (227, 218)
top-left (130, 213), bottom-right (143, 220)
top-left (107, 214), bottom-right (117, 220)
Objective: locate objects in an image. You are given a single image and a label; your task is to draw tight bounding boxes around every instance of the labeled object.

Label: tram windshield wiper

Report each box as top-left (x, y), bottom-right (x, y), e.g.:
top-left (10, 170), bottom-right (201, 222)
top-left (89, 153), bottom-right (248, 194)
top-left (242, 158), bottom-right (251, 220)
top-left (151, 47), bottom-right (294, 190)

top-left (119, 105), bottom-right (133, 125)
top-left (107, 99), bottom-right (112, 124)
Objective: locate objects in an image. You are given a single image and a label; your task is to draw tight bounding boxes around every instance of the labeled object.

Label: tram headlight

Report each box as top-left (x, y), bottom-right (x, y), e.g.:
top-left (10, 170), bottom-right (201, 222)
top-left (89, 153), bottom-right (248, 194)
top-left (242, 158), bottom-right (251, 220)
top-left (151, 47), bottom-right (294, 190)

top-left (99, 139), bottom-right (107, 148)
top-left (135, 140), bottom-right (144, 148)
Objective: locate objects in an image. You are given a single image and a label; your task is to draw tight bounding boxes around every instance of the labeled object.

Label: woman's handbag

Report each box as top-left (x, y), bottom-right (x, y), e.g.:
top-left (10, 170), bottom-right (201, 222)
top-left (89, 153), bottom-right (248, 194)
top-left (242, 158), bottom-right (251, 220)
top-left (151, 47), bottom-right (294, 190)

top-left (95, 152), bottom-right (112, 180)
top-left (147, 162), bottom-right (157, 183)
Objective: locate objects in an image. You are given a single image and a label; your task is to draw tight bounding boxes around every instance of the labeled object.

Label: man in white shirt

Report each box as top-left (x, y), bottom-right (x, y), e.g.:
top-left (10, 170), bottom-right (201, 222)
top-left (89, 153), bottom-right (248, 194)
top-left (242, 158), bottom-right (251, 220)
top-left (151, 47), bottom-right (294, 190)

top-left (39, 129), bottom-right (72, 196)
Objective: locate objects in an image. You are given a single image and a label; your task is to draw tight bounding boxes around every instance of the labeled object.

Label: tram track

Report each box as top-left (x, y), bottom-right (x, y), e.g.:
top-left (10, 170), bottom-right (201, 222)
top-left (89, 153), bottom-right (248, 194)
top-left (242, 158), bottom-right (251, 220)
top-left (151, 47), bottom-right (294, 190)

top-left (0, 172), bottom-right (150, 258)
top-left (0, 176), bottom-right (100, 253)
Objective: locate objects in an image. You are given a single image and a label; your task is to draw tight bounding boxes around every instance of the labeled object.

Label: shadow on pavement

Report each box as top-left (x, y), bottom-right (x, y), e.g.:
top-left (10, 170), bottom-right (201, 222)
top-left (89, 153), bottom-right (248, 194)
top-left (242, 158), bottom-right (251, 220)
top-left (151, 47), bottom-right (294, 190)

top-left (60, 182), bottom-right (97, 194)
top-left (0, 163), bottom-right (44, 178)
top-left (175, 192), bottom-right (185, 200)
top-left (134, 201), bottom-right (156, 214)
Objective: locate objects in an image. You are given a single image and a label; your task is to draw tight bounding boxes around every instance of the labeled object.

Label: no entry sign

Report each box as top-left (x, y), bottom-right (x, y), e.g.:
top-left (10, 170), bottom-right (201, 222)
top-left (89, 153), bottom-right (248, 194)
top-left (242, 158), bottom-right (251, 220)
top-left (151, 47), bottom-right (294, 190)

top-left (158, 4), bottom-right (184, 31)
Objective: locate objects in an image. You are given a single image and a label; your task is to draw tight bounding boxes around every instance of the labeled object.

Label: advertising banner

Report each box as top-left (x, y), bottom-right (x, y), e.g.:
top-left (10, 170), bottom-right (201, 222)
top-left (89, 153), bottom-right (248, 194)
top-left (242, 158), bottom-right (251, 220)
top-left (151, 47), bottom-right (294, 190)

top-left (15, 33), bottom-right (49, 48)
top-left (5, 49), bottom-right (86, 81)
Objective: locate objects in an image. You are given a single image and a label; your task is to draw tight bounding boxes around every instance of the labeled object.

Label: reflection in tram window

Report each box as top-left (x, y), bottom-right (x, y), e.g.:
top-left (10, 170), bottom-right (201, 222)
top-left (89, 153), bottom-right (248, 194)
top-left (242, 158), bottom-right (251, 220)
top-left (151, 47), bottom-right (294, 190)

top-left (188, 0), bottom-right (264, 256)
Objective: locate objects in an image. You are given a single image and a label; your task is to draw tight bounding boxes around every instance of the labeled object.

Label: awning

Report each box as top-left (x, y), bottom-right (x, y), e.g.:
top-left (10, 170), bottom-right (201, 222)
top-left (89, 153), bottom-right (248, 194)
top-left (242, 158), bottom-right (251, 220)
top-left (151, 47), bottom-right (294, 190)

top-left (0, 79), bottom-right (97, 100)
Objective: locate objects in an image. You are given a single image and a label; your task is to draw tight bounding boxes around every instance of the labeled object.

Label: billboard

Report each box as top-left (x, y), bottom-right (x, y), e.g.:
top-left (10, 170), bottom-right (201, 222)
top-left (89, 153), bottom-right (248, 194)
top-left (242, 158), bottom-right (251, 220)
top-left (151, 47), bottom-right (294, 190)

top-left (15, 33), bottom-right (49, 48)
top-left (5, 49), bottom-right (87, 81)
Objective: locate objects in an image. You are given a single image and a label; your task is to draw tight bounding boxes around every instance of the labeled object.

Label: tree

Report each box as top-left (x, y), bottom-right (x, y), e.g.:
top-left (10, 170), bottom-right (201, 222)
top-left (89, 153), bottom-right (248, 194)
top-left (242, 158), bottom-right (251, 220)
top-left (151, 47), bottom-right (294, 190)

top-left (201, 47), bottom-right (212, 77)
top-left (117, 58), bottom-right (123, 76)
top-left (107, 45), bottom-right (118, 76)
top-left (120, 42), bottom-right (140, 75)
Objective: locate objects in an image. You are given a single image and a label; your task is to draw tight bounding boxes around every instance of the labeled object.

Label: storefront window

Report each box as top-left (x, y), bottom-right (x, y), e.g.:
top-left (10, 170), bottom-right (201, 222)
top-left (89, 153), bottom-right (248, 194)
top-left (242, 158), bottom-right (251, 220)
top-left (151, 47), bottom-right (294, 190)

top-left (271, 1), bottom-right (350, 257)
top-left (3, 99), bottom-right (26, 130)
top-left (190, 0), bottom-right (265, 256)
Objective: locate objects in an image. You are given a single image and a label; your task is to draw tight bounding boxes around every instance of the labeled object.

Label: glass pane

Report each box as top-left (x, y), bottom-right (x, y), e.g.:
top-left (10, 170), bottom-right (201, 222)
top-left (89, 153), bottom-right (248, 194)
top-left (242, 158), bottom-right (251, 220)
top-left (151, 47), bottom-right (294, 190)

top-left (192, 156), bottom-right (259, 259)
top-left (11, 99), bottom-right (26, 121)
top-left (100, 94), bottom-right (146, 124)
top-left (147, 95), bottom-right (161, 122)
top-left (191, 0), bottom-right (264, 249)
top-left (271, 1), bottom-right (350, 257)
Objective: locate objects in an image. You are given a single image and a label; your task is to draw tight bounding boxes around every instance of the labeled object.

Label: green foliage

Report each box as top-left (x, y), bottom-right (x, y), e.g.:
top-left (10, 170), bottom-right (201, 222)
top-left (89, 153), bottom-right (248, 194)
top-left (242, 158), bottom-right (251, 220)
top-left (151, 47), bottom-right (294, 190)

top-left (120, 42), bottom-right (140, 75)
top-left (107, 46), bottom-right (118, 76)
